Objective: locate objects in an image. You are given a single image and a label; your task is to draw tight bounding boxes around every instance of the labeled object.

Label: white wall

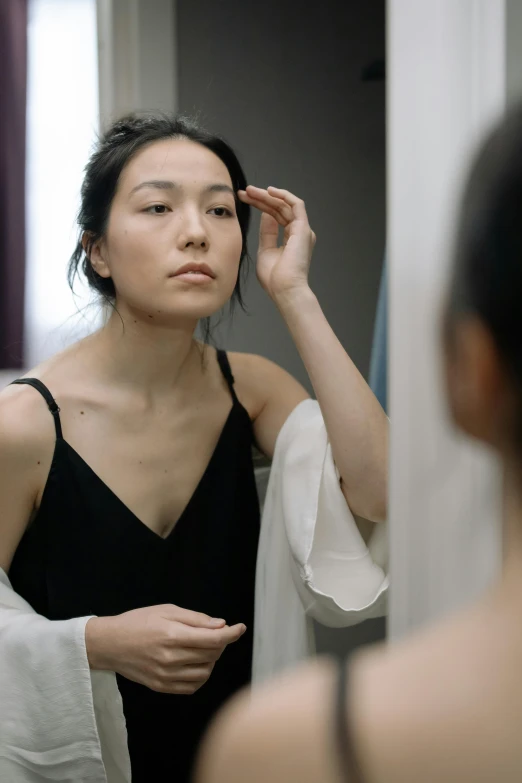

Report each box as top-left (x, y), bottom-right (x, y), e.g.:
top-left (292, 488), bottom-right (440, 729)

top-left (388, 0), bottom-right (507, 639)
top-left (25, 0), bottom-right (100, 368)
top-left (23, 0), bottom-right (178, 370)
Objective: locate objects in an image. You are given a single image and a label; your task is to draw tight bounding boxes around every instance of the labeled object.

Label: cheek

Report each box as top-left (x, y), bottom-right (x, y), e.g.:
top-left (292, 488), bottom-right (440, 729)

top-left (106, 218), bottom-right (160, 278)
top-left (226, 224), bottom-right (244, 267)
top-left (216, 227), bottom-right (243, 300)
top-left (108, 218), bottom-right (145, 255)
top-left (103, 248), bottom-right (161, 308)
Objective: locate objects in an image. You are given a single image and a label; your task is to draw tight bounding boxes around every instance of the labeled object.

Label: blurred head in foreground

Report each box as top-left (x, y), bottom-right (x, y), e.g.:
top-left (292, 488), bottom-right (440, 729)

top-left (444, 105), bottom-right (522, 475)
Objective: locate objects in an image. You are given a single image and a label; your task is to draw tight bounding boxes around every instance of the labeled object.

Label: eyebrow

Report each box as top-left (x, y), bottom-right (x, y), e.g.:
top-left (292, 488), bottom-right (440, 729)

top-left (130, 179), bottom-right (236, 197)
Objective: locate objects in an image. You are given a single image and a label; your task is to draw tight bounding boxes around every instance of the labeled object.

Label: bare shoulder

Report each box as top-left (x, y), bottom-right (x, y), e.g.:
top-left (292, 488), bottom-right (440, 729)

top-left (0, 381), bottom-right (56, 457)
top-left (350, 602), bottom-right (519, 783)
top-left (194, 657), bottom-right (342, 783)
top-left (227, 352), bottom-right (310, 458)
top-left (0, 381), bottom-right (58, 572)
top-left (228, 352), bottom-right (309, 410)
top-left (191, 603), bottom-right (522, 783)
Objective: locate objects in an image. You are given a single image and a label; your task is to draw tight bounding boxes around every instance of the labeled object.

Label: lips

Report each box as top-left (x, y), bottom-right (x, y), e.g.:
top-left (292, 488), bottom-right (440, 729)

top-left (172, 263), bottom-right (215, 279)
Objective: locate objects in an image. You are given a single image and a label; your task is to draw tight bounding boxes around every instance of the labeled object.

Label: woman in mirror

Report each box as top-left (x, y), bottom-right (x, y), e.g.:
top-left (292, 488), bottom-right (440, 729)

top-left (194, 104), bottom-right (522, 783)
top-left (0, 113), bottom-right (388, 782)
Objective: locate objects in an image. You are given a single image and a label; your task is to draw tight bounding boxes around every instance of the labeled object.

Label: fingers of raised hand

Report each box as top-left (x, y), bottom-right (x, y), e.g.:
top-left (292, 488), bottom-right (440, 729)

top-left (239, 186), bottom-right (293, 226)
top-left (238, 186), bottom-right (315, 247)
top-left (266, 185), bottom-right (306, 210)
top-left (266, 186), bottom-right (309, 226)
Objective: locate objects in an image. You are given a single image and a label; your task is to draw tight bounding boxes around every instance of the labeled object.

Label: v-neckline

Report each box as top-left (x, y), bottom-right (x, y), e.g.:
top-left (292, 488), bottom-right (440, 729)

top-left (58, 403), bottom-right (238, 543)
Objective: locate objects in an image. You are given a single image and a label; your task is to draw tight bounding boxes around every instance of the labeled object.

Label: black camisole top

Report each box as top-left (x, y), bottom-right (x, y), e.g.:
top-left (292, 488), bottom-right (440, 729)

top-left (8, 349), bottom-right (261, 782)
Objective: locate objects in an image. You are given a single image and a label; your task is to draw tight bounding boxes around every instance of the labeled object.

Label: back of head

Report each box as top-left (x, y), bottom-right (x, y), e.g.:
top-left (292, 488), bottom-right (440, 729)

top-left (446, 103), bottom-right (522, 447)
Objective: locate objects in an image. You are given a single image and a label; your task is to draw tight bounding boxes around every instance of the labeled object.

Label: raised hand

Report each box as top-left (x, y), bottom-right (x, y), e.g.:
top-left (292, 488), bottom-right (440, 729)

top-left (237, 185), bottom-right (316, 301)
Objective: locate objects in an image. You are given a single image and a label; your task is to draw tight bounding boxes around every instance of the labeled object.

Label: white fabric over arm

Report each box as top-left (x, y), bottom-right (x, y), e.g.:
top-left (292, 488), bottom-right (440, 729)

top-left (0, 568), bottom-right (130, 783)
top-left (281, 401), bottom-right (388, 626)
top-left (252, 400), bottom-right (388, 684)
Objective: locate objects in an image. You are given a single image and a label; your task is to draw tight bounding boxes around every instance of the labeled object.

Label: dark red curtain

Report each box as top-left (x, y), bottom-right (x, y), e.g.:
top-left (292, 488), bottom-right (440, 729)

top-left (0, 0), bottom-right (28, 369)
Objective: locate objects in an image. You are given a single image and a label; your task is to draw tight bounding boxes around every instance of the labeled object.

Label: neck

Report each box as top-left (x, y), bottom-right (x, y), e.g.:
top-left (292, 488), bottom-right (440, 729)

top-left (84, 305), bottom-right (206, 395)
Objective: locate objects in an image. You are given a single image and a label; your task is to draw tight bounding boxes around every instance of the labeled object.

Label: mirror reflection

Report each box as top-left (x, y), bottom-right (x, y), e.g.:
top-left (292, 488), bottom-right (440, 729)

top-left (0, 2), bottom-right (387, 781)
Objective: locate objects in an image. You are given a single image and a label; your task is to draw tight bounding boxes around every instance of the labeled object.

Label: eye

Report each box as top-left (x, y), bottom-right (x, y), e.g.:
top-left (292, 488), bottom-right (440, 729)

top-left (144, 204), bottom-right (170, 215)
top-left (208, 206), bottom-right (235, 218)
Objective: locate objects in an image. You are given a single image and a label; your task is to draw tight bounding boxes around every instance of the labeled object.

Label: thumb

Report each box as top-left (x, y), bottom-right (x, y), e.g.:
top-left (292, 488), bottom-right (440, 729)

top-left (258, 212), bottom-right (279, 252)
top-left (160, 604), bottom-right (226, 629)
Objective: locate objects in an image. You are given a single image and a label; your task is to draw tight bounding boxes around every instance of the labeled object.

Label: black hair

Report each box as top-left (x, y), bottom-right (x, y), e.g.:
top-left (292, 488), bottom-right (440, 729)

top-left (68, 112), bottom-right (251, 340)
top-left (446, 103), bottom-right (522, 440)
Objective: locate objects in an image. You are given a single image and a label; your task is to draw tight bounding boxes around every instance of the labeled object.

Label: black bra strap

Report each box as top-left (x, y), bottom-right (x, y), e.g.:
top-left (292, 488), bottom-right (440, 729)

top-left (216, 350), bottom-right (238, 404)
top-left (335, 656), bottom-right (366, 783)
top-left (10, 378), bottom-right (63, 439)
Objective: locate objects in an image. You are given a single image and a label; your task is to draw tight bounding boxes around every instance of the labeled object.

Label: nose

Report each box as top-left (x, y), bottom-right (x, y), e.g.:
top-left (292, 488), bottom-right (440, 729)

top-left (176, 206), bottom-right (209, 251)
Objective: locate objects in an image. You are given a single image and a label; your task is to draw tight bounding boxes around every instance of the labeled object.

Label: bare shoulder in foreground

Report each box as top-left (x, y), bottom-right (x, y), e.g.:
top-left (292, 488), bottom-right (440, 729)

top-left (347, 600), bottom-right (522, 783)
top-left (193, 656), bottom-right (343, 783)
top-left (195, 601), bottom-right (522, 783)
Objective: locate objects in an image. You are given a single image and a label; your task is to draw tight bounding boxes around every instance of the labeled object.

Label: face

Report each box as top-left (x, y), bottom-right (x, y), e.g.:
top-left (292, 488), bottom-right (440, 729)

top-left (90, 138), bottom-right (244, 324)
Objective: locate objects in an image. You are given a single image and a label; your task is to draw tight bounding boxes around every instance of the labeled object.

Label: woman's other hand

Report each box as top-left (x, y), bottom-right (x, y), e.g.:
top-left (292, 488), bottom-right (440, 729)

top-left (85, 604), bottom-right (247, 694)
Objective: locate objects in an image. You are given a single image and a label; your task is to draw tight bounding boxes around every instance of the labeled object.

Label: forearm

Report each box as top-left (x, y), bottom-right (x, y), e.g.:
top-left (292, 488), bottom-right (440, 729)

top-left (275, 286), bottom-right (388, 522)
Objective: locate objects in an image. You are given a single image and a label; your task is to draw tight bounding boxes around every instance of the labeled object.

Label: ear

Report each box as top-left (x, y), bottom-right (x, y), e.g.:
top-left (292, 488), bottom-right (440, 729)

top-left (445, 316), bottom-right (512, 446)
top-left (82, 232), bottom-right (111, 280)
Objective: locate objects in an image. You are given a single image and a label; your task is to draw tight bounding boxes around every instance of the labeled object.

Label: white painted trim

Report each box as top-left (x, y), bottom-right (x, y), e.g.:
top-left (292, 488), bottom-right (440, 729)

top-left (388, 0), bottom-right (506, 640)
top-left (96, 0), bottom-right (177, 130)
top-left (506, 0), bottom-right (522, 107)
top-left (96, 0), bottom-right (114, 128)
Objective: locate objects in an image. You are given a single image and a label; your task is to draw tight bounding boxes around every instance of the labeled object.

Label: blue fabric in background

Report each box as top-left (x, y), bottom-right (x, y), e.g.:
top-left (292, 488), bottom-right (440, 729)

top-left (369, 255), bottom-right (387, 414)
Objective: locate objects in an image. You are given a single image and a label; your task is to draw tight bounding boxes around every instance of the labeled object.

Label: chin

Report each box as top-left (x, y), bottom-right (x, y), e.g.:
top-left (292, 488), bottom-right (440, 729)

top-left (121, 283), bottom-right (234, 324)
top-left (145, 297), bottom-right (231, 324)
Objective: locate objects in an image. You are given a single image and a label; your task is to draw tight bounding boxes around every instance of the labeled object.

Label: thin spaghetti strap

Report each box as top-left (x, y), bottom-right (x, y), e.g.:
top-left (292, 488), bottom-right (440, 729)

top-left (335, 656), bottom-right (366, 783)
top-left (216, 350), bottom-right (239, 404)
top-left (10, 378), bottom-right (63, 439)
